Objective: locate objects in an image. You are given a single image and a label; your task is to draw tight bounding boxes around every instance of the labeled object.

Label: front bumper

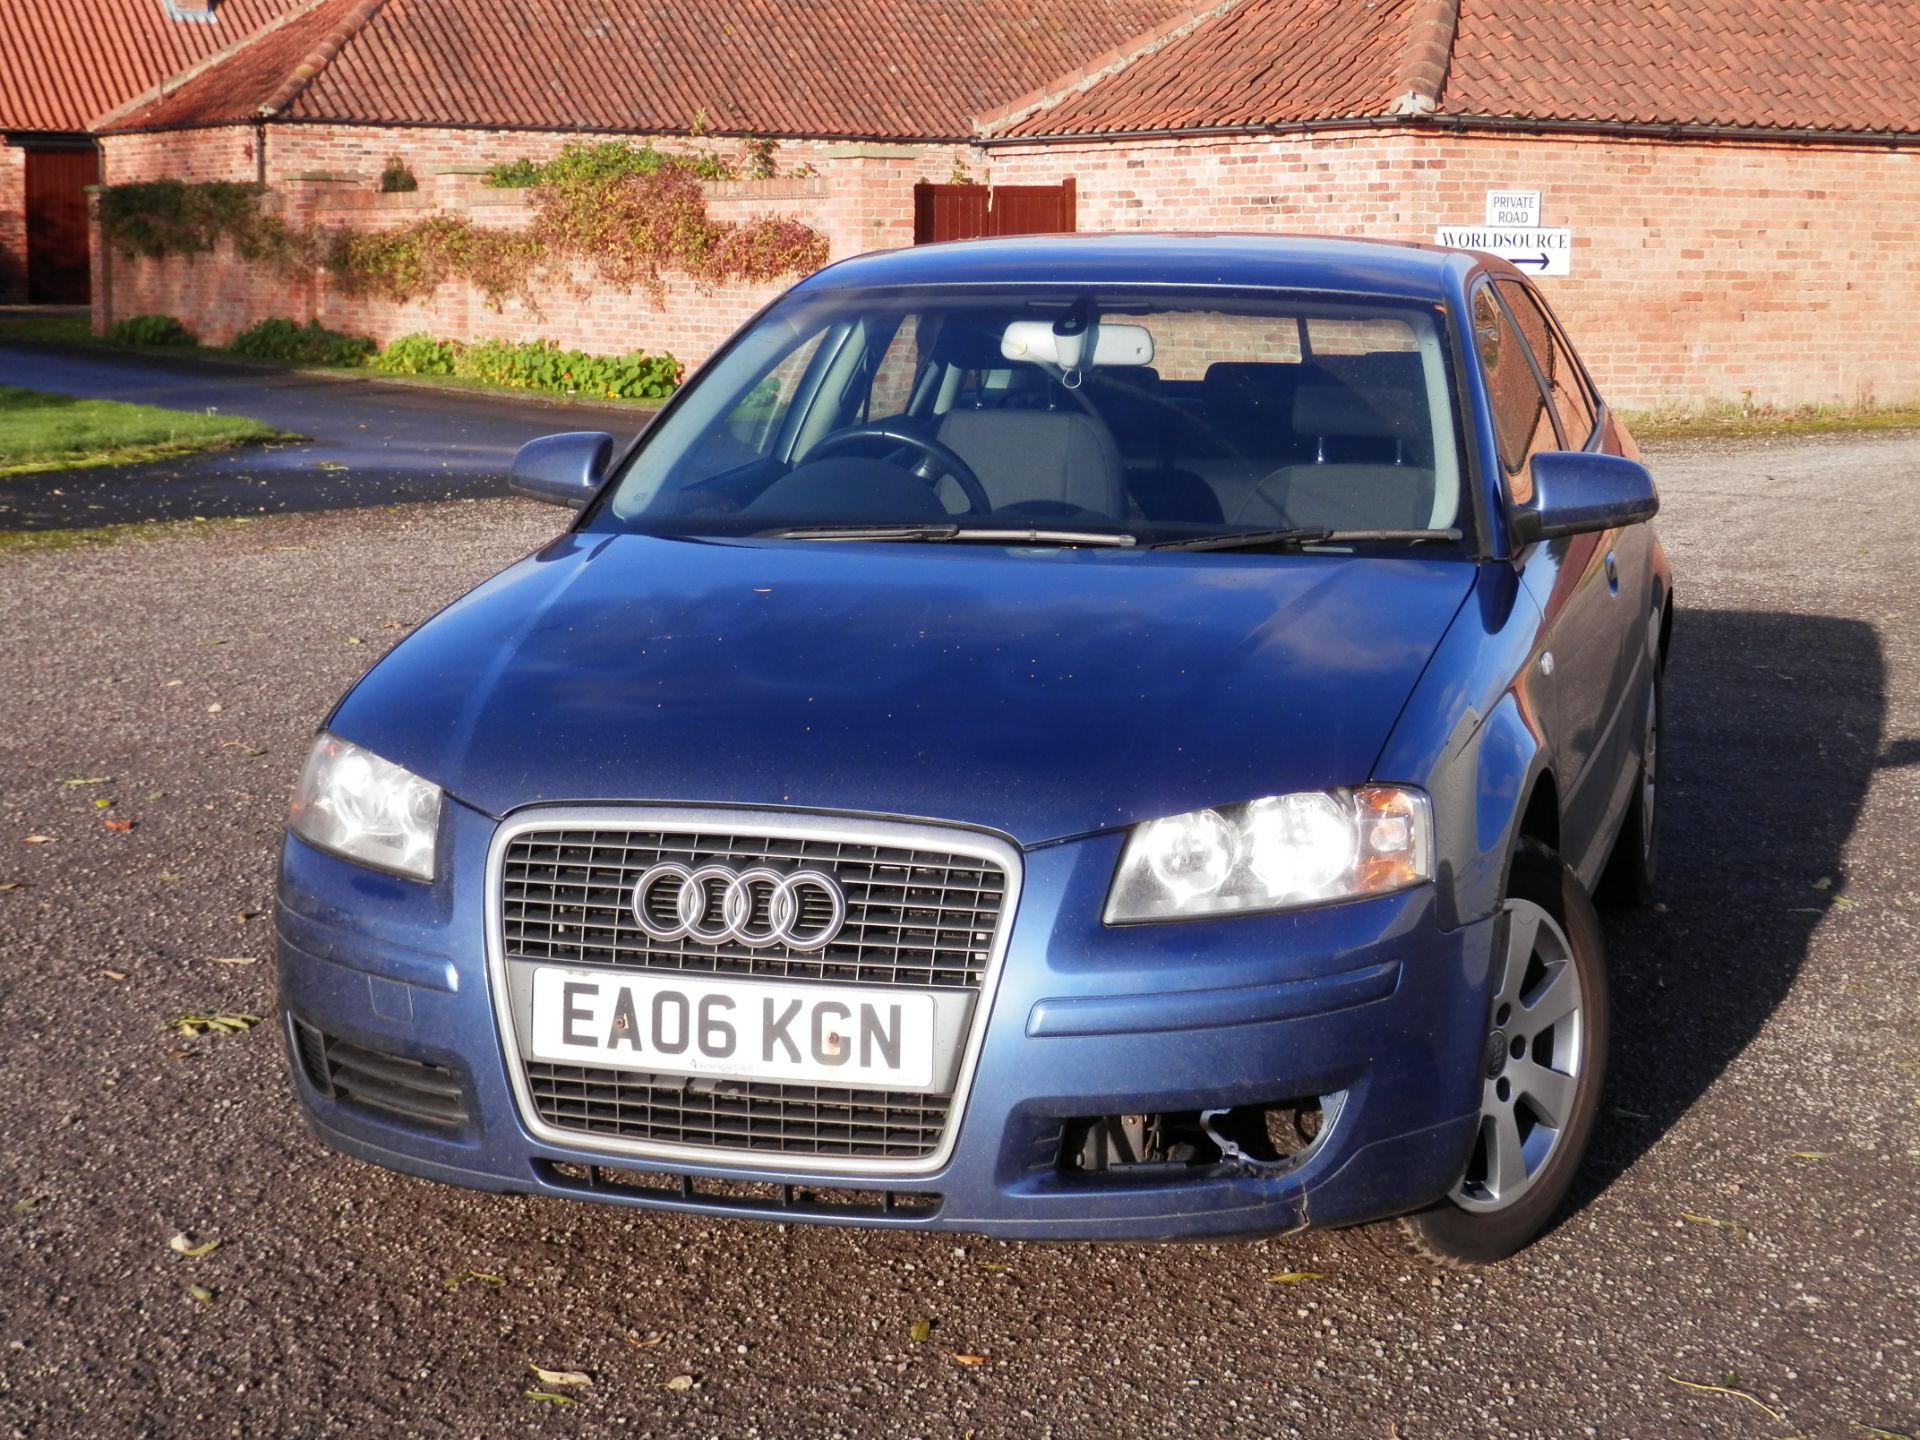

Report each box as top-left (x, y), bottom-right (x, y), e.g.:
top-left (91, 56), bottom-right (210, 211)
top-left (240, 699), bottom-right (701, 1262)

top-left (276, 800), bottom-right (1497, 1241)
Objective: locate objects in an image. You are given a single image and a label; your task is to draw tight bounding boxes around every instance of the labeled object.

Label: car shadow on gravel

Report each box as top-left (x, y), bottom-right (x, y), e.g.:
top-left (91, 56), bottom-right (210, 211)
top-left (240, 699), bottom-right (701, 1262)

top-left (1571, 606), bottom-right (1888, 1208)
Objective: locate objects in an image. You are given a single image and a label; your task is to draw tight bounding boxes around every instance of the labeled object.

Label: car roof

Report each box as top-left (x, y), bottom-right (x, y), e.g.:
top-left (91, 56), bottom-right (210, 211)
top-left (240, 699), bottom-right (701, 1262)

top-left (796, 232), bottom-right (1483, 302)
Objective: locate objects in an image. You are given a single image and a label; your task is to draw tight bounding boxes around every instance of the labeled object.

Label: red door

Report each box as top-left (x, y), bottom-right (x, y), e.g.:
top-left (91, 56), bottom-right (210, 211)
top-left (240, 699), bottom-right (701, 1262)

top-left (26, 148), bottom-right (100, 303)
top-left (913, 180), bottom-right (1076, 244)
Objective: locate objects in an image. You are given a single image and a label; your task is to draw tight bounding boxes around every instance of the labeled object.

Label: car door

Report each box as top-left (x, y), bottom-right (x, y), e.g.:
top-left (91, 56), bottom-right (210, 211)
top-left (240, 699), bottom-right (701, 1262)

top-left (1471, 280), bottom-right (1622, 884)
top-left (1497, 279), bottom-right (1650, 878)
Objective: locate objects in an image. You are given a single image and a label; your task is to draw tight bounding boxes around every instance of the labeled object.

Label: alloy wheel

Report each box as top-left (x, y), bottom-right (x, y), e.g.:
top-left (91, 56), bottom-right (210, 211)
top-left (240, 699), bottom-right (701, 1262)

top-left (1450, 899), bottom-right (1586, 1213)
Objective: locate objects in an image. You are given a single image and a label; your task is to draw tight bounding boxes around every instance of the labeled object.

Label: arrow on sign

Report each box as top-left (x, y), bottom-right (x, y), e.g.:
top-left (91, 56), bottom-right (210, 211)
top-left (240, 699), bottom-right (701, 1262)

top-left (1509, 253), bottom-right (1551, 271)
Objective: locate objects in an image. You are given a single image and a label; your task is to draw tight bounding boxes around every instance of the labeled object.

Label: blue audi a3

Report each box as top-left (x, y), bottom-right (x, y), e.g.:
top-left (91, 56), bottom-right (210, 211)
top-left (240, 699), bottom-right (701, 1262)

top-left (278, 234), bottom-right (1671, 1264)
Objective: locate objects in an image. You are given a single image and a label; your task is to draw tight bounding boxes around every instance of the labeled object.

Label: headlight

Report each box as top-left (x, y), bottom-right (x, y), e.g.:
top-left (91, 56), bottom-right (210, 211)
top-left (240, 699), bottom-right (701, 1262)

top-left (289, 734), bottom-right (442, 881)
top-left (1105, 786), bottom-right (1432, 923)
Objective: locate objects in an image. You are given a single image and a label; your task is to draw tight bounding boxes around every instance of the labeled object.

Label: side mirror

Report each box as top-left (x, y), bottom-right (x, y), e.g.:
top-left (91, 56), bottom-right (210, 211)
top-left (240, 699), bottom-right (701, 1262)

top-left (509, 431), bottom-right (614, 508)
top-left (1513, 451), bottom-right (1659, 544)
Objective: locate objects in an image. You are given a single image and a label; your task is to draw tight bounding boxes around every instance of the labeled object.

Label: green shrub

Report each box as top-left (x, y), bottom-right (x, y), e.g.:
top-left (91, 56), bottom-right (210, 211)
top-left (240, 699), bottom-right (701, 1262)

top-left (455, 338), bottom-right (681, 400)
top-left (378, 157), bottom-right (419, 193)
top-left (107, 314), bottom-right (197, 347)
top-left (371, 332), bottom-right (461, 375)
top-left (228, 318), bottom-right (375, 367)
top-left (483, 140), bottom-right (735, 190)
top-left (482, 157), bottom-right (543, 189)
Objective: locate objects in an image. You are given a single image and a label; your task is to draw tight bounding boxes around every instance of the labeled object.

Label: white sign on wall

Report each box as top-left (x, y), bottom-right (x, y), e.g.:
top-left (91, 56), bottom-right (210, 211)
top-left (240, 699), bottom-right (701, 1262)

top-left (1434, 225), bottom-right (1573, 277)
top-left (1484, 189), bottom-right (1541, 227)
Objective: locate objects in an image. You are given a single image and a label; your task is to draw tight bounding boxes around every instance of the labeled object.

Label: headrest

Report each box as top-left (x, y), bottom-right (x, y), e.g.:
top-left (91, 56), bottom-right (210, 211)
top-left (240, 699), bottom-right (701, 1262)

top-left (1293, 384), bottom-right (1399, 439)
top-left (1202, 362), bottom-right (1299, 405)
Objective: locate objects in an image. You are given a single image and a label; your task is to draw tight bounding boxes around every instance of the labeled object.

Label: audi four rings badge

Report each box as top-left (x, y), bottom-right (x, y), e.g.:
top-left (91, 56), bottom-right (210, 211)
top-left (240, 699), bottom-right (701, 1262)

top-left (630, 863), bottom-right (848, 950)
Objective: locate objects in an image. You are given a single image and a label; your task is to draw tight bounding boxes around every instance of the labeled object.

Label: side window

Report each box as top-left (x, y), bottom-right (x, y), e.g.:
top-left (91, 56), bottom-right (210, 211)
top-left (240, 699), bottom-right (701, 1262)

top-left (724, 331), bottom-right (827, 454)
top-left (1497, 280), bottom-right (1595, 447)
top-left (1472, 285), bottom-right (1557, 505)
top-left (866, 318), bottom-right (921, 418)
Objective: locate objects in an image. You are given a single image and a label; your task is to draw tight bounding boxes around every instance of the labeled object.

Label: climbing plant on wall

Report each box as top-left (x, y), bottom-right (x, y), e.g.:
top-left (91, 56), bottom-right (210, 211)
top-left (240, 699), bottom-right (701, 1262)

top-left (98, 143), bottom-right (828, 311)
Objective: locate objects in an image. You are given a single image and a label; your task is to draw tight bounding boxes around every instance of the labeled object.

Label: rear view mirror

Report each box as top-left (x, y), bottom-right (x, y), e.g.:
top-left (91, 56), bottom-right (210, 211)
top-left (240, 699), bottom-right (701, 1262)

top-left (509, 432), bottom-right (614, 508)
top-left (1514, 451), bottom-right (1658, 543)
top-left (1000, 320), bottom-right (1155, 369)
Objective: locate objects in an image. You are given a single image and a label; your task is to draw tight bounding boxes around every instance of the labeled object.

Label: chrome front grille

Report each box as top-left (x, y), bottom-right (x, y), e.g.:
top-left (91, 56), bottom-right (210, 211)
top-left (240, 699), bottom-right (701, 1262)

top-left (525, 1064), bottom-right (951, 1159)
top-left (501, 828), bottom-right (1006, 989)
top-left (492, 813), bottom-right (1018, 1171)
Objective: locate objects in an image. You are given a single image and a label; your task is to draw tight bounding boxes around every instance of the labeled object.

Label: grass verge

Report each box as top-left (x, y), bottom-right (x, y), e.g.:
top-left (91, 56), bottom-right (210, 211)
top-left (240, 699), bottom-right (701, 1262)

top-left (1621, 401), bottom-right (1920, 442)
top-left (0, 386), bottom-right (289, 477)
top-left (0, 313), bottom-right (663, 414)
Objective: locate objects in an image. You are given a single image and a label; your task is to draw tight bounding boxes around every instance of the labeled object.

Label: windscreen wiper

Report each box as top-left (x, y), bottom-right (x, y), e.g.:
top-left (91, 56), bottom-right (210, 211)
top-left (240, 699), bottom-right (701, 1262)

top-left (1150, 527), bottom-right (1462, 553)
top-left (761, 524), bottom-right (1136, 547)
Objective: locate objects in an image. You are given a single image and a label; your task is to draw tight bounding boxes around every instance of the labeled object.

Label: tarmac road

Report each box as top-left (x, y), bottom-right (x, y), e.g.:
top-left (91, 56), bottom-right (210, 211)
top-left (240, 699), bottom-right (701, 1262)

top-left (0, 430), bottom-right (1916, 1439)
top-left (0, 341), bottom-right (651, 530)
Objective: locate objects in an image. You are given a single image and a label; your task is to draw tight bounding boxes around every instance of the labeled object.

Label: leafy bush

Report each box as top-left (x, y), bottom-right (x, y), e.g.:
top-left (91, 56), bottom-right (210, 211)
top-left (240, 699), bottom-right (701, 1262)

top-left (370, 332), bottom-right (460, 375)
top-left (483, 140), bottom-right (735, 190)
top-left (229, 318), bottom-right (375, 367)
top-left (482, 157), bottom-right (544, 189)
top-left (456, 339), bottom-right (681, 400)
top-left (378, 157), bottom-right (419, 193)
top-left (107, 314), bottom-right (197, 347)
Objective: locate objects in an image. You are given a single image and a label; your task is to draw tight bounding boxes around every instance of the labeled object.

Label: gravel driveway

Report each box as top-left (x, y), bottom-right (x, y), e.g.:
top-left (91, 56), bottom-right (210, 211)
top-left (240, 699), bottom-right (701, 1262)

top-left (0, 431), bottom-right (1916, 1439)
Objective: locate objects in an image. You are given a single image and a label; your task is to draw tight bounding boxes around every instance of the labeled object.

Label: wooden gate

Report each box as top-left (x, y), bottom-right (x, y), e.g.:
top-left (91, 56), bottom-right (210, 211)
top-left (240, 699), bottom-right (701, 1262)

top-left (25, 147), bottom-right (100, 303)
top-left (913, 179), bottom-right (1076, 244)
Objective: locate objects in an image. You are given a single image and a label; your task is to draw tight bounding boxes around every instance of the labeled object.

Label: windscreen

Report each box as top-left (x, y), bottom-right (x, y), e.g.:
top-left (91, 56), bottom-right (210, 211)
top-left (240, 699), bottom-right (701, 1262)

top-left (599, 287), bottom-right (1465, 545)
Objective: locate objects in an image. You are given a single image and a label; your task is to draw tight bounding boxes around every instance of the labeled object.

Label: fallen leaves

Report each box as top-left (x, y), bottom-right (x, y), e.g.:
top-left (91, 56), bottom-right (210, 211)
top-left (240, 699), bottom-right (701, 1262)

top-left (166, 1012), bottom-right (262, 1039)
top-left (0, 881), bottom-right (31, 892)
top-left (103, 819), bottom-right (134, 833)
top-left (185, 1284), bottom-right (216, 1306)
top-left (208, 956), bottom-right (258, 967)
top-left (443, 1270), bottom-right (504, 1290)
top-left (1667, 1375), bottom-right (1784, 1423)
top-left (908, 1319), bottom-right (933, 1344)
top-left (1679, 1211), bottom-right (1750, 1241)
top-left (1790, 1150), bottom-right (1832, 1161)
top-left (13, 1195), bottom-right (43, 1214)
top-left (949, 1353), bottom-right (990, 1367)
top-left (169, 1233), bottom-right (221, 1259)
top-left (1265, 1271), bottom-right (1327, 1285)
top-left (661, 1374), bottom-right (695, 1392)
top-left (529, 1364), bottom-right (592, 1388)
top-left (21, 835), bottom-right (55, 845)
top-left (524, 1391), bottom-right (576, 1406)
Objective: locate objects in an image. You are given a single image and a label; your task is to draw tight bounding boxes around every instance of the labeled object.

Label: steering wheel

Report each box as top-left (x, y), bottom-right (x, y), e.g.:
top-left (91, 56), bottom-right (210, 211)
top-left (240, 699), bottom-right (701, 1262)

top-left (802, 422), bottom-right (993, 515)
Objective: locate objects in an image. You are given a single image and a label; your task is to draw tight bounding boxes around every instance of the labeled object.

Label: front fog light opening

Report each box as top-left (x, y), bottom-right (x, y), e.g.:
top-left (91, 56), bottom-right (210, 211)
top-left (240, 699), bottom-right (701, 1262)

top-left (1058, 1097), bottom-right (1331, 1176)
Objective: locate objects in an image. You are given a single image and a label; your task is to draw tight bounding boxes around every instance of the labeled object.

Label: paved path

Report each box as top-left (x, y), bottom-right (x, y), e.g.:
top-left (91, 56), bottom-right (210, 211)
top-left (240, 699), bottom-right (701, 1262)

top-left (0, 342), bottom-right (653, 530)
top-left (0, 431), bottom-right (1916, 1437)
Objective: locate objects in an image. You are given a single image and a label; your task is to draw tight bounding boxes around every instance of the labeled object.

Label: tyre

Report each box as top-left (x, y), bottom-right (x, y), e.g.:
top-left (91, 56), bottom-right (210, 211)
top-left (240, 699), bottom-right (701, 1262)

top-left (1598, 656), bottom-right (1662, 907)
top-left (1360, 839), bottom-right (1610, 1266)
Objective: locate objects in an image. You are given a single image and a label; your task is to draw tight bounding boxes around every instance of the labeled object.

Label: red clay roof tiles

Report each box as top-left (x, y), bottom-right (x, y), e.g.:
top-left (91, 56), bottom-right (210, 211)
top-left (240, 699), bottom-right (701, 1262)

top-left (1, 0), bottom-right (312, 133)
top-left (102, 0), bottom-right (1192, 139)
top-left (992, 0), bottom-right (1920, 139)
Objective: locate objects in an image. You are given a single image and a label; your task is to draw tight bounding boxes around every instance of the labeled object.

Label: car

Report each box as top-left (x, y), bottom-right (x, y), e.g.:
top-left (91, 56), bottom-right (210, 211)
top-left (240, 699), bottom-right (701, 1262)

top-left (276, 233), bottom-right (1670, 1265)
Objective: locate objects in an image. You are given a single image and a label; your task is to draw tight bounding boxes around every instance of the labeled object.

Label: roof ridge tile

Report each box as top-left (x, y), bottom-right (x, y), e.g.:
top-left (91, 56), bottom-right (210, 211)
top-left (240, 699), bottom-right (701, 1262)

top-left (976, 0), bottom-right (1245, 136)
top-left (256, 0), bottom-right (390, 117)
top-left (1389, 0), bottom-right (1460, 116)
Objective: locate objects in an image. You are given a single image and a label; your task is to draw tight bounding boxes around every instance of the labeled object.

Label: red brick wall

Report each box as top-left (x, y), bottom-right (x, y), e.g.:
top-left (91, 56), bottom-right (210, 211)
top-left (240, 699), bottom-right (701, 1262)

top-left (986, 129), bottom-right (1920, 411)
top-left (0, 143), bottom-right (27, 302)
top-left (94, 126), bottom-right (967, 367)
top-left (96, 121), bottom-right (1920, 410)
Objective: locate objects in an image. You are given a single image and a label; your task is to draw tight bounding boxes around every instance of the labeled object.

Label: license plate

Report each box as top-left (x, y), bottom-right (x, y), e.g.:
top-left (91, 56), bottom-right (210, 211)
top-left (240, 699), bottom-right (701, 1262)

top-left (526, 967), bottom-right (937, 1089)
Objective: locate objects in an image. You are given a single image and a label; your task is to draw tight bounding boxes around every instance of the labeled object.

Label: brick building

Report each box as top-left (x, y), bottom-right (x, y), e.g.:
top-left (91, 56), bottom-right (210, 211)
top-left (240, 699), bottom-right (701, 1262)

top-left (23, 0), bottom-right (1920, 408)
top-left (0, 0), bottom-right (307, 301)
